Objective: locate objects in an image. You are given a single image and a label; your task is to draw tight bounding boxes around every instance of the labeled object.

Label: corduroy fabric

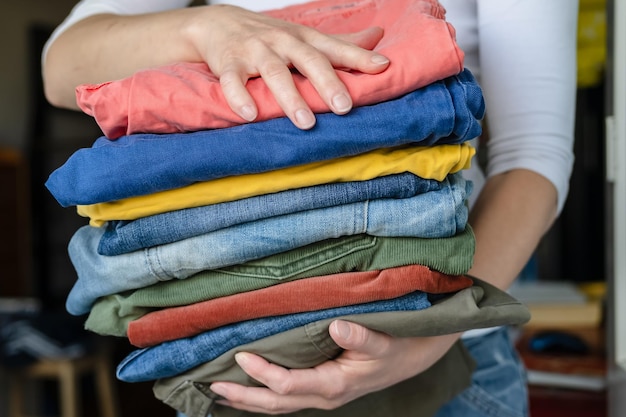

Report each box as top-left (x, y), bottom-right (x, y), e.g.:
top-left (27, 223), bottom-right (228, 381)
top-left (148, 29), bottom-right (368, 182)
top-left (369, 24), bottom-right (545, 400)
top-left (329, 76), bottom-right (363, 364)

top-left (127, 265), bottom-right (473, 347)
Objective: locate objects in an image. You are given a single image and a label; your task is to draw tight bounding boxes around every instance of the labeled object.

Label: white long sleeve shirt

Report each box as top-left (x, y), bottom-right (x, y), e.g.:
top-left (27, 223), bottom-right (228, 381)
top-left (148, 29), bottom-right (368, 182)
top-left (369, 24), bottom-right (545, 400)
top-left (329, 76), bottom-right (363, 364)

top-left (43, 0), bottom-right (578, 213)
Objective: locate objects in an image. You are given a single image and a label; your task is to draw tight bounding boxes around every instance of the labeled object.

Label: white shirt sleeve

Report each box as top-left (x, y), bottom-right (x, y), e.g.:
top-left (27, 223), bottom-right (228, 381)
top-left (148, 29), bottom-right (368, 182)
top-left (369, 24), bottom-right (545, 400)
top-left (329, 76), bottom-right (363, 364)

top-left (476, 0), bottom-right (578, 214)
top-left (442, 0), bottom-right (578, 214)
top-left (42, 0), bottom-right (300, 63)
top-left (42, 0), bottom-right (193, 62)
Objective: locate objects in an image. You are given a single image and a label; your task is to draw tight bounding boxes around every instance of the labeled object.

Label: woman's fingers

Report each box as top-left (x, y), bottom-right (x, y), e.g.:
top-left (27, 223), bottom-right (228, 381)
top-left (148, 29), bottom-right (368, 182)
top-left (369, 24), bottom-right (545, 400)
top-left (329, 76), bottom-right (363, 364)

top-left (255, 47), bottom-right (318, 129)
top-left (209, 353), bottom-right (345, 413)
top-left (278, 39), bottom-right (354, 116)
top-left (198, 6), bottom-right (390, 129)
top-left (316, 26), bottom-right (390, 73)
top-left (218, 69), bottom-right (258, 122)
top-left (208, 322), bottom-right (400, 414)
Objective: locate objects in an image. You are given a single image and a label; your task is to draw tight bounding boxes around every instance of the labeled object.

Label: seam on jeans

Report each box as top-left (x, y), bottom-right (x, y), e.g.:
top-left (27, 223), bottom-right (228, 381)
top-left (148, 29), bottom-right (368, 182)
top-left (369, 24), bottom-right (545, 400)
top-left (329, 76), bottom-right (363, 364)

top-left (457, 329), bottom-right (529, 417)
top-left (441, 175), bottom-right (457, 236)
top-left (453, 173), bottom-right (467, 233)
top-left (455, 74), bottom-right (473, 140)
top-left (143, 247), bottom-right (161, 280)
top-left (360, 200), bottom-right (370, 234)
top-left (145, 246), bottom-right (177, 281)
top-left (457, 384), bottom-right (525, 417)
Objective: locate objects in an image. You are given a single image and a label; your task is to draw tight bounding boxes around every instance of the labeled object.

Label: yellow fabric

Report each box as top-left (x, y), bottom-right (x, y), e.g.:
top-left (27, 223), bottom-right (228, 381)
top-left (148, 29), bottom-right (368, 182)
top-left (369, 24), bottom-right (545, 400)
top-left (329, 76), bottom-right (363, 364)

top-left (579, 0), bottom-right (605, 10)
top-left (577, 0), bottom-right (606, 87)
top-left (79, 144), bottom-right (475, 226)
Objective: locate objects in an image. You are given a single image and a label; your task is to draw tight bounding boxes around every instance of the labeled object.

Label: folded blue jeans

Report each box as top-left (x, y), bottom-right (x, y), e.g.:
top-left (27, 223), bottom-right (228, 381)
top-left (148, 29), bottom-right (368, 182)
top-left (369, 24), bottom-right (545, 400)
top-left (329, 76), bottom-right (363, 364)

top-left (45, 69), bottom-right (484, 206)
top-left (99, 172), bottom-right (444, 255)
top-left (116, 290), bottom-right (431, 383)
top-left (66, 173), bottom-right (470, 315)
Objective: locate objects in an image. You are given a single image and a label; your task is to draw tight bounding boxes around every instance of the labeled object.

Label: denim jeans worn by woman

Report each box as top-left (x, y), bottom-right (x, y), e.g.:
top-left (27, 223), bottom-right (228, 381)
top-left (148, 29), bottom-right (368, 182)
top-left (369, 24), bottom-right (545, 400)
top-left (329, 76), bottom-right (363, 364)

top-left (434, 327), bottom-right (529, 417)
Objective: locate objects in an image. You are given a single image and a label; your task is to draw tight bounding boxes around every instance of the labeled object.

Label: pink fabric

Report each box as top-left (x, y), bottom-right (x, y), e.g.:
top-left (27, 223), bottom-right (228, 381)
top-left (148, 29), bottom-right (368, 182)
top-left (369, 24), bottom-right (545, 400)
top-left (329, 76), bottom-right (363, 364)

top-left (127, 265), bottom-right (472, 347)
top-left (76, 0), bottom-right (464, 139)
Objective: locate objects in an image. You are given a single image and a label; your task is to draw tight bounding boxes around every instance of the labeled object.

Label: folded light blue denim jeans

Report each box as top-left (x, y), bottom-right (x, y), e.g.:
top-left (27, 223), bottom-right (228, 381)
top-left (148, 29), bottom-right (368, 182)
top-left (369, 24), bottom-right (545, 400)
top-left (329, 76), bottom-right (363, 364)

top-left (66, 174), bottom-right (470, 315)
top-left (45, 69), bottom-right (484, 207)
top-left (99, 172), bottom-right (443, 255)
top-left (116, 291), bottom-right (431, 383)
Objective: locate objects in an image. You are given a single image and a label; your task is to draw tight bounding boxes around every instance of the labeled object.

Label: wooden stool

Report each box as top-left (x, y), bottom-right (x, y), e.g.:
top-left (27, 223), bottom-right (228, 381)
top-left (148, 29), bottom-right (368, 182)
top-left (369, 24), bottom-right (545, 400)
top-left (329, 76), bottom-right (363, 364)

top-left (8, 349), bottom-right (120, 417)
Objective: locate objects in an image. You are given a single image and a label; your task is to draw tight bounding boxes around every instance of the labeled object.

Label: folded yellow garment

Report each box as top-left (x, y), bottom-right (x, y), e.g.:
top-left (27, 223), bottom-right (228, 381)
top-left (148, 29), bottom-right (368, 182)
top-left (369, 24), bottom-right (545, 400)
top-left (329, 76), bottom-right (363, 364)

top-left (79, 144), bottom-right (475, 227)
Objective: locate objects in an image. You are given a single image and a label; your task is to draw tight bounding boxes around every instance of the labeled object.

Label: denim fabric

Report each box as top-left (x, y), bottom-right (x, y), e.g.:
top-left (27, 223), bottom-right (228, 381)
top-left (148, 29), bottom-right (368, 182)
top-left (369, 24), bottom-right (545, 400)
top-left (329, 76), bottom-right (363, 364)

top-left (66, 174), bottom-right (470, 315)
top-left (434, 327), bottom-right (529, 417)
top-left (45, 69), bottom-right (484, 207)
top-left (83, 228), bottom-right (475, 334)
top-left (99, 172), bottom-right (443, 255)
top-left (116, 291), bottom-right (431, 383)
top-left (78, 144), bottom-right (474, 227)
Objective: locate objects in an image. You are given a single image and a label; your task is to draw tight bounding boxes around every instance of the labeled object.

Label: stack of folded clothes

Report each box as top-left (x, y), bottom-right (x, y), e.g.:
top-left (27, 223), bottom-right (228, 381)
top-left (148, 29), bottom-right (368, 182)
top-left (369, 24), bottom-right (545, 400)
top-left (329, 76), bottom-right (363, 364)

top-left (44, 1), bottom-right (530, 416)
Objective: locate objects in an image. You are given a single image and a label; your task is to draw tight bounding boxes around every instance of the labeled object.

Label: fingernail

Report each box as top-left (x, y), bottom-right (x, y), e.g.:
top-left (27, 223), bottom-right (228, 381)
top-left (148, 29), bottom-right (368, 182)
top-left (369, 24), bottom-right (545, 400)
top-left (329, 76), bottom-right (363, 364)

top-left (295, 109), bottom-right (315, 129)
top-left (334, 320), bottom-right (351, 340)
top-left (234, 352), bottom-right (250, 366)
top-left (332, 92), bottom-right (352, 114)
top-left (210, 383), bottom-right (228, 397)
top-left (240, 104), bottom-right (257, 121)
top-left (370, 55), bottom-right (390, 65)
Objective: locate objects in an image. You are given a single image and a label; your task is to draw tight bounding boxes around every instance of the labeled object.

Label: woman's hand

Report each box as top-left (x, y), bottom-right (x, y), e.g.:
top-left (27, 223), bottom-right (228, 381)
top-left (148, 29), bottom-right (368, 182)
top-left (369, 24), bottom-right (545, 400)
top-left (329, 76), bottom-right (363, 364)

top-left (209, 320), bottom-right (460, 414)
top-left (185, 5), bottom-right (390, 129)
top-left (44, 5), bottom-right (389, 130)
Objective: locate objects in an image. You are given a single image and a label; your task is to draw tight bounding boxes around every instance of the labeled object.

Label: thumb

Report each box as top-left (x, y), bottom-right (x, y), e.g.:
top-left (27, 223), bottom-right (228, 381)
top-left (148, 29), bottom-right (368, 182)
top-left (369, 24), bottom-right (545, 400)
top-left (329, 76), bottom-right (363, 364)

top-left (329, 320), bottom-right (391, 356)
